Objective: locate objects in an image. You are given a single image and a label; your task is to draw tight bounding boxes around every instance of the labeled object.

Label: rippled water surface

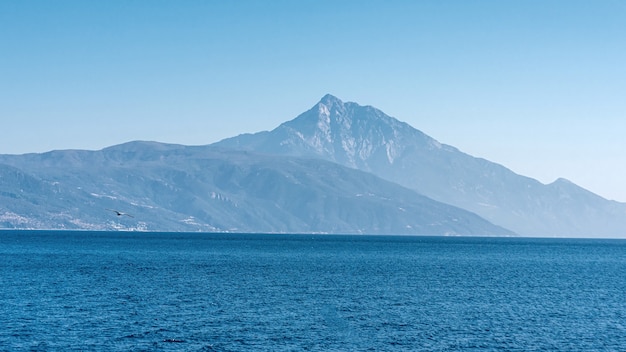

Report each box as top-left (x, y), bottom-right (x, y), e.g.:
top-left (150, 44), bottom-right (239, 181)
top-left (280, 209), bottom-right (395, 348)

top-left (1, 231), bottom-right (625, 351)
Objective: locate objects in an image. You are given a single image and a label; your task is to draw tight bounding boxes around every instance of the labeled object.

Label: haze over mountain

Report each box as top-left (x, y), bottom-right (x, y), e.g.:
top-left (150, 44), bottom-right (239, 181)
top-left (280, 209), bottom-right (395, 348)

top-left (216, 94), bottom-right (626, 238)
top-left (0, 142), bottom-right (512, 236)
top-left (2, 94), bottom-right (624, 237)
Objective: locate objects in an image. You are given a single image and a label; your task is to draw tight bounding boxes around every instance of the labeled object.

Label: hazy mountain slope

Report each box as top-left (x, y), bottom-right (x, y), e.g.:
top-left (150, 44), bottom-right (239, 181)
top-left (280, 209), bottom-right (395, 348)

top-left (0, 142), bottom-right (512, 236)
top-left (216, 94), bottom-right (626, 237)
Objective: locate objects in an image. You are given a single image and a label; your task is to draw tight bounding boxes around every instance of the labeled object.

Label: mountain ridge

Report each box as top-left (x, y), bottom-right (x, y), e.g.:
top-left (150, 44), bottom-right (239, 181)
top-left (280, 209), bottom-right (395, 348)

top-left (215, 94), bottom-right (626, 237)
top-left (3, 94), bottom-right (624, 237)
top-left (0, 143), bottom-right (513, 236)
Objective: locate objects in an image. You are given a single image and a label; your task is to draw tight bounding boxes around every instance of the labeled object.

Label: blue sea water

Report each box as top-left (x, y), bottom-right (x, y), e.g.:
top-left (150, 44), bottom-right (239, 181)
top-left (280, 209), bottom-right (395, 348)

top-left (0, 231), bottom-right (624, 351)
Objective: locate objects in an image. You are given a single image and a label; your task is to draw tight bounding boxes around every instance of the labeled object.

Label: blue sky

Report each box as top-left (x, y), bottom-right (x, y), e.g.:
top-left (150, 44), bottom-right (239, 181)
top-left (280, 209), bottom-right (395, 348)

top-left (1, 0), bottom-right (625, 201)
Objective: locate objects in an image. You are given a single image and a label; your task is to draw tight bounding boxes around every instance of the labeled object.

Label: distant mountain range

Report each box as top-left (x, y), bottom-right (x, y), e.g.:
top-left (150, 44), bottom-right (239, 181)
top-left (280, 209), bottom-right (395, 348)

top-left (216, 94), bottom-right (626, 238)
top-left (0, 142), bottom-right (512, 235)
top-left (1, 94), bottom-right (624, 237)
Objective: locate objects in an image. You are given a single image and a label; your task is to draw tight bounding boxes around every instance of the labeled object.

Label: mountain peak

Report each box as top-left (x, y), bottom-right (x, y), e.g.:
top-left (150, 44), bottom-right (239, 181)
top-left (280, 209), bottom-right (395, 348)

top-left (317, 94), bottom-right (349, 116)
top-left (319, 94), bottom-right (344, 106)
top-left (552, 177), bottom-right (573, 185)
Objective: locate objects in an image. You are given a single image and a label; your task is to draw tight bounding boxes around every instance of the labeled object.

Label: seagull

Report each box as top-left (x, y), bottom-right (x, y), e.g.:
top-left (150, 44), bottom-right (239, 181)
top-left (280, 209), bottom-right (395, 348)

top-left (106, 209), bottom-right (134, 218)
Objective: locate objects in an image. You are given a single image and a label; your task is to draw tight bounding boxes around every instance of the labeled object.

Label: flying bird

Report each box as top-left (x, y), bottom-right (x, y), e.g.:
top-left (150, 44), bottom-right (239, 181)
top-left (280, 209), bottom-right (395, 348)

top-left (106, 209), bottom-right (134, 218)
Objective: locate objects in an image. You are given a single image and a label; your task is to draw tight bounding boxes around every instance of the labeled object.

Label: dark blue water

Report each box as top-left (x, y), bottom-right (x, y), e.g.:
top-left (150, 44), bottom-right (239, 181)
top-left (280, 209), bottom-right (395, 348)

top-left (1, 231), bottom-right (624, 351)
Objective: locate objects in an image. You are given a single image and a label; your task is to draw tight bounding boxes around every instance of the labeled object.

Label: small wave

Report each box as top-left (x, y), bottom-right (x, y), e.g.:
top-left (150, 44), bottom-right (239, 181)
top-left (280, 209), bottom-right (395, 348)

top-left (163, 338), bottom-right (185, 343)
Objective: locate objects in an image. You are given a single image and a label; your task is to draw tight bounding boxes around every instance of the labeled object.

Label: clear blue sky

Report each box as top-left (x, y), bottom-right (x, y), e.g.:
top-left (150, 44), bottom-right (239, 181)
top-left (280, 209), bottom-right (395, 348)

top-left (1, 0), bottom-right (625, 201)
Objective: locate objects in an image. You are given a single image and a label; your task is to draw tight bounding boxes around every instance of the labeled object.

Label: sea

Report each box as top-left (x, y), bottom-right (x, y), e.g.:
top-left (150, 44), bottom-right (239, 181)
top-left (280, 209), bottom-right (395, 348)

top-left (1, 231), bottom-right (624, 351)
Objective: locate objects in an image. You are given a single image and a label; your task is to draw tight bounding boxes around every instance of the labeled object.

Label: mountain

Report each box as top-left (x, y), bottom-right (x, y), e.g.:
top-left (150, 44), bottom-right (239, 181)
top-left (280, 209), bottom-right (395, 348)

top-left (216, 94), bottom-right (626, 237)
top-left (0, 142), bottom-right (513, 236)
